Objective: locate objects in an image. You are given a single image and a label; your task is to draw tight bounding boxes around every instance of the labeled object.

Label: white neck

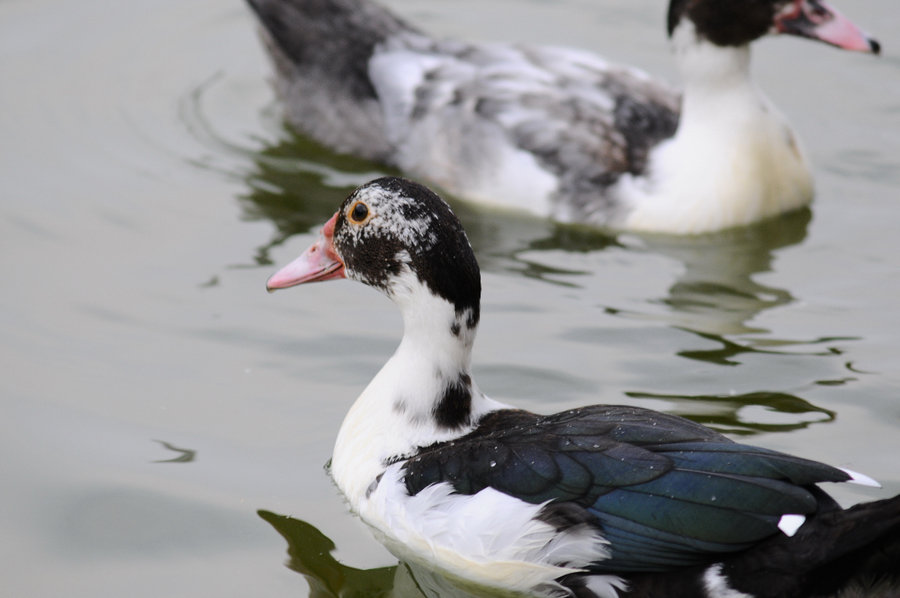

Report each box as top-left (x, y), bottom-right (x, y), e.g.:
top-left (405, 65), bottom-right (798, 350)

top-left (330, 273), bottom-right (505, 507)
top-left (615, 22), bottom-right (813, 234)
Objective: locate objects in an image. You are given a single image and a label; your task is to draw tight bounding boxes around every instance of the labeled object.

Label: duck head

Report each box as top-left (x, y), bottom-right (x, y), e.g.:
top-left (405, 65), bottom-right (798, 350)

top-left (667, 0), bottom-right (879, 53)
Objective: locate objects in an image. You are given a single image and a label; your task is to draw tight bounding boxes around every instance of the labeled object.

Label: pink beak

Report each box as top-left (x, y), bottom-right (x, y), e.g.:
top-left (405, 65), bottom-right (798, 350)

top-left (266, 212), bottom-right (345, 291)
top-left (774, 0), bottom-right (880, 54)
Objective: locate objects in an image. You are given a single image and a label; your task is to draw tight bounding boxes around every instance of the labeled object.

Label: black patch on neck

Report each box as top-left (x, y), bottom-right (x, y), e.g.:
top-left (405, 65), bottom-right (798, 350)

top-left (667, 0), bottom-right (780, 46)
top-left (465, 308), bottom-right (478, 329)
top-left (450, 308), bottom-right (479, 337)
top-left (433, 373), bottom-right (472, 430)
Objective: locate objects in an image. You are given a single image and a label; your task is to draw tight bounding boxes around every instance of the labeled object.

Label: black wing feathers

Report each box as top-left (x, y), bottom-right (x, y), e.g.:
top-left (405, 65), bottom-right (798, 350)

top-left (401, 405), bottom-right (851, 571)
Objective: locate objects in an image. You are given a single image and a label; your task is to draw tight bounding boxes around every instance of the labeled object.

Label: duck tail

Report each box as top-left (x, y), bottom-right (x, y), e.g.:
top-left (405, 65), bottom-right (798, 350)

top-left (245, 0), bottom-right (417, 157)
top-left (724, 491), bottom-right (900, 598)
top-left (246, 0), bottom-right (415, 88)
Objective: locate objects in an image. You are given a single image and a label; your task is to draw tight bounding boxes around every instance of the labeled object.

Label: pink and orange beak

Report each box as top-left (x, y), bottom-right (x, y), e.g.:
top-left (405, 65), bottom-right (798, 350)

top-left (774, 0), bottom-right (880, 54)
top-left (266, 212), bottom-right (345, 291)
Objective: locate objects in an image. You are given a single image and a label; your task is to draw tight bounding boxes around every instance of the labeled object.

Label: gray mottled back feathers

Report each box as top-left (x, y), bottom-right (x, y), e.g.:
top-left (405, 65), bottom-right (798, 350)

top-left (377, 37), bottom-right (680, 217)
top-left (249, 0), bottom-right (680, 219)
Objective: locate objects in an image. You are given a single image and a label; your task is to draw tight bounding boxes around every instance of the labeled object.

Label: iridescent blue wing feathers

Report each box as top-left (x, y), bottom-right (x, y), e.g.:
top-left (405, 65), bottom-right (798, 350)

top-left (402, 405), bottom-right (850, 571)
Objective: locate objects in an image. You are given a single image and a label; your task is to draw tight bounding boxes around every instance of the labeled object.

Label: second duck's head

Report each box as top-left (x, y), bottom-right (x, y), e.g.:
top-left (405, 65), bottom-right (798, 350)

top-left (667, 0), bottom-right (879, 54)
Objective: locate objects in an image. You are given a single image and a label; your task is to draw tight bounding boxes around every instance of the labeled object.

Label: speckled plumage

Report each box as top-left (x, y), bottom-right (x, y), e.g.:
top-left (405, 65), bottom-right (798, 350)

top-left (335, 177), bottom-right (480, 325)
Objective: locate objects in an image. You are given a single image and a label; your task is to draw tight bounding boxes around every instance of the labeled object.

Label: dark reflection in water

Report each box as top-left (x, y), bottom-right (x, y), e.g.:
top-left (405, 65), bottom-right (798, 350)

top-left (674, 329), bottom-right (860, 366)
top-left (258, 510), bottom-right (492, 598)
top-left (152, 440), bottom-right (197, 463)
top-left (258, 510), bottom-right (398, 597)
top-left (241, 134), bottom-right (395, 243)
top-left (639, 209), bottom-right (811, 335)
top-left (625, 390), bottom-right (836, 436)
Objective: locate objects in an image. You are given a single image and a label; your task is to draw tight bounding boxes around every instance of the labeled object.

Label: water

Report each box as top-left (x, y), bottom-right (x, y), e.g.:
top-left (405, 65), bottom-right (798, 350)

top-left (2, 0), bottom-right (899, 596)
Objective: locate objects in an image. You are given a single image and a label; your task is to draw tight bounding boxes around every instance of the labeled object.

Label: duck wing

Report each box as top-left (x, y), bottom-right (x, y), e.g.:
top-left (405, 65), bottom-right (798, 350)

top-left (401, 405), bottom-right (849, 572)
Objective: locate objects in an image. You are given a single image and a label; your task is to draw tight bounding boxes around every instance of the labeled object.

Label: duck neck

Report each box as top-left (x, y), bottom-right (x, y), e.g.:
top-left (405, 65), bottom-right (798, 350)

top-left (393, 288), bottom-right (480, 430)
top-left (330, 283), bottom-right (497, 505)
top-left (672, 22), bottom-right (759, 132)
top-left (617, 22), bottom-right (812, 233)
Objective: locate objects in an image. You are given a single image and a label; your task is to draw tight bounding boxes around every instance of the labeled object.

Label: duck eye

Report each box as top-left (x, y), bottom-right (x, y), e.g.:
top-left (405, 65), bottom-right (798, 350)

top-left (350, 201), bottom-right (369, 223)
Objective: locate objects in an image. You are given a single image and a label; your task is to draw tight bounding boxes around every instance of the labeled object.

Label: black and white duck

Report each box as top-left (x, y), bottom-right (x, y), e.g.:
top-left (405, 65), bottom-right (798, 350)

top-left (266, 177), bottom-right (900, 597)
top-left (247, 0), bottom-right (879, 234)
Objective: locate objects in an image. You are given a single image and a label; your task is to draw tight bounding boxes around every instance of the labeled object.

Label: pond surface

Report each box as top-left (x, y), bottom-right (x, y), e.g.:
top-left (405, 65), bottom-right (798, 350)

top-left (2, 0), bottom-right (899, 596)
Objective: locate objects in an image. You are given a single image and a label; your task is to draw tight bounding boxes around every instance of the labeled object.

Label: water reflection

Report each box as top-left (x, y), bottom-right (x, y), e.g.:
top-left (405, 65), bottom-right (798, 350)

top-left (152, 440), bottom-right (197, 463)
top-left (259, 510), bottom-right (492, 598)
top-left (239, 132), bottom-right (395, 250)
top-left (674, 329), bottom-right (858, 367)
top-left (635, 209), bottom-right (811, 336)
top-left (625, 390), bottom-right (835, 437)
top-left (258, 510), bottom-right (399, 597)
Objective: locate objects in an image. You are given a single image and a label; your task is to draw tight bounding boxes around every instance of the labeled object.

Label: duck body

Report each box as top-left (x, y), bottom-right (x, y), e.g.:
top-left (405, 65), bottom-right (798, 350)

top-left (267, 177), bottom-right (900, 597)
top-left (247, 0), bottom-right (878, 234)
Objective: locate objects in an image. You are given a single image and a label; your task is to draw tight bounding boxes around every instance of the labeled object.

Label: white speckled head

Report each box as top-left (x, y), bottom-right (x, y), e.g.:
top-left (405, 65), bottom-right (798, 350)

top-left (332, 177), bottom-right (481, 322)
top-left (338, 179), bottom-right (440, 253)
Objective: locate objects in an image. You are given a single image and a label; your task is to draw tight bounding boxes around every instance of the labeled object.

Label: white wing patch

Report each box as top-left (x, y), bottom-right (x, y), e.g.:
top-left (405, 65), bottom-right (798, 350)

top-left (777, 514), bottom-right (806, 537)
top-left (840, 467), bottom-right (881, 488)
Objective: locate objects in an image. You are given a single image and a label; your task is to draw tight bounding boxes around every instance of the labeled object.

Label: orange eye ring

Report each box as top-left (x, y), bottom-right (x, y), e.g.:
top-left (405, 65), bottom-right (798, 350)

top-left (349, 201), bottom-right (370, 224)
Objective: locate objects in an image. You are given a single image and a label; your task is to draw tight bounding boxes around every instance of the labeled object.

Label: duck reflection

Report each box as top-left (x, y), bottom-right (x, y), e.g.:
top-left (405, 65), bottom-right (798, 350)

top-left (258, 510), bottom-right (494, 598)
top-left (636, 209), bottom-right (811, 337)
top-left (236, 133), bottom-right (394, 266)
top-left (625, 390), bottom-right (835, 437)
